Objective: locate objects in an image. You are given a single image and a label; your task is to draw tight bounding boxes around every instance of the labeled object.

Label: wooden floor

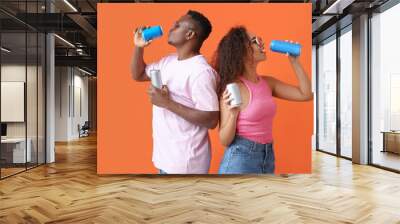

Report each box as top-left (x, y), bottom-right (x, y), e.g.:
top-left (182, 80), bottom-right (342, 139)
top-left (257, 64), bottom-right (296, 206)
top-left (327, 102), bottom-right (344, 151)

top-left (1, 163), bottom-right (45, 178)
top-left (373, 151), bottom-right (400, 171)
top-left (1, 167), bottom-right (26, 178)
top-left (1, 135), bottom-right (400, 224)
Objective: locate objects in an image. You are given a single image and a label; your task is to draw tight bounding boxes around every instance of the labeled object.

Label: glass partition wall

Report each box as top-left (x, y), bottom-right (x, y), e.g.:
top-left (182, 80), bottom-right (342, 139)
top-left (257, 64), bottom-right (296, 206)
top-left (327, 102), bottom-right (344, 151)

top-left (0, 1), bottom-right (46, 179)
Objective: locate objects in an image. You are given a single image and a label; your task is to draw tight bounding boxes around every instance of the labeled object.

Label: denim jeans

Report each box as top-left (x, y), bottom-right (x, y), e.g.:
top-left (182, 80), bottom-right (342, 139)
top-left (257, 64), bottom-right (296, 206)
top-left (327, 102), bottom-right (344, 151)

top-left (218, 135), bottom-right (275, 174)
top-left (159, 169), bottom-right (168, 174)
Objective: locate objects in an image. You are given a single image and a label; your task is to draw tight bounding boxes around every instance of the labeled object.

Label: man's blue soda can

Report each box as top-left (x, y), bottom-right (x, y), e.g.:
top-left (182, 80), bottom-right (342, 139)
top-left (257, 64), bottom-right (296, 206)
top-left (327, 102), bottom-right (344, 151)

top-left (142, 26), bottom-right (163, 42)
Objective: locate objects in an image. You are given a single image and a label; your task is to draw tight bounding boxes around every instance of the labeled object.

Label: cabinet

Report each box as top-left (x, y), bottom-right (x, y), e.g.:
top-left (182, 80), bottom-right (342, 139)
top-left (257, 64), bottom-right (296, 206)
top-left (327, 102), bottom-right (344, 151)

top-left (381, 131), bottom-right (400, 154)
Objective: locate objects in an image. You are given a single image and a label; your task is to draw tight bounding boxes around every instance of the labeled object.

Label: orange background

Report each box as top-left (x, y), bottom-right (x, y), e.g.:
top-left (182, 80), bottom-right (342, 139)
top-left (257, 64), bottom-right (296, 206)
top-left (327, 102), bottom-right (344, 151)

top-left (98, 3), bottom-right (313, 174)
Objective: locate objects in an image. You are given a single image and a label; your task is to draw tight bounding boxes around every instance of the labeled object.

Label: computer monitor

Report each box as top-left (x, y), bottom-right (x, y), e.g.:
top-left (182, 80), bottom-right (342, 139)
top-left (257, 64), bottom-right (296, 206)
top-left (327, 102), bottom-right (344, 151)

top-left (1, 123), bottom-right (7, 137)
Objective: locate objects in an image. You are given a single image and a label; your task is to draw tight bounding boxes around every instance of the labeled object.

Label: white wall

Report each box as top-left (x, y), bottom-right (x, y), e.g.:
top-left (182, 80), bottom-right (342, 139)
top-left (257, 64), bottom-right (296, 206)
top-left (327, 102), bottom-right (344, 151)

top-left (55, 67), bottom-right (89, 141)
top-left (1, 65), bottom-right (28, 142)
top-left (1, 65), bottom-right (26, 130)
top-left (1, 64), bottom-right (46, 164)
top-left (1, 65), bottom-right (40, 138)
top-left (55, 67), bottom-right (70, 141)
top-left (73, 73), bottom-right (89, 138)
top-left (1, 82), bottom-right (24, 122)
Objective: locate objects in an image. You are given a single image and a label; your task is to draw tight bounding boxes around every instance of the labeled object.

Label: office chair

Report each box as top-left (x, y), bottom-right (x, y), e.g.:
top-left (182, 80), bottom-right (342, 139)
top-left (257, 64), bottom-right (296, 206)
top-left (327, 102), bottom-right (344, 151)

top-left (79, 121), bottom-right (90, 138)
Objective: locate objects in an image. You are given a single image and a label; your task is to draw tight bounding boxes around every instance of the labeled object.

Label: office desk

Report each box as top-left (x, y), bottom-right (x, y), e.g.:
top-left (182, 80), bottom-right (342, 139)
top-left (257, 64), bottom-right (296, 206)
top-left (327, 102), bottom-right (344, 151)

top-left (381, 131), bottom-right (400, 154)
top-left (1, 138), bottom-right (32, 164)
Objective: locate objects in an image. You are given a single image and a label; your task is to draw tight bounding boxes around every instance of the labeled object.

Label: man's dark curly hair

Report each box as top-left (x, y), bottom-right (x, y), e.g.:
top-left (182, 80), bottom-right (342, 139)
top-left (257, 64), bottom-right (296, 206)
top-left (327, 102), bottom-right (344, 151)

top-left (213, 26), bottom-right (253, 97)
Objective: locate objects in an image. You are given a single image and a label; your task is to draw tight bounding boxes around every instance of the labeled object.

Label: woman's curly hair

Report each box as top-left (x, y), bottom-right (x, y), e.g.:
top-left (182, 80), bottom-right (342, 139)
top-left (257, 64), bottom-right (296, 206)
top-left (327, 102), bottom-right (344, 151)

top-left (213, 26), bottom-right (253, 97)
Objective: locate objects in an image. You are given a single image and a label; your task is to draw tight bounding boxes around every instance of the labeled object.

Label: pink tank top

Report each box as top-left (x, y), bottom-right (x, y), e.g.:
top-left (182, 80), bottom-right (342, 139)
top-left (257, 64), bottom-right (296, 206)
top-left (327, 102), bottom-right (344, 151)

top-left (236, 76), bottom-right (277, 144)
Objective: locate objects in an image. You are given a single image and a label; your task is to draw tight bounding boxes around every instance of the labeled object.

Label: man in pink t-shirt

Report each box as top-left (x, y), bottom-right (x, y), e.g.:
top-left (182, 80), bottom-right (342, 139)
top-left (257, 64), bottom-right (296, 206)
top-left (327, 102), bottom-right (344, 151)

top-left (130, 10), bottom-right (219, 174)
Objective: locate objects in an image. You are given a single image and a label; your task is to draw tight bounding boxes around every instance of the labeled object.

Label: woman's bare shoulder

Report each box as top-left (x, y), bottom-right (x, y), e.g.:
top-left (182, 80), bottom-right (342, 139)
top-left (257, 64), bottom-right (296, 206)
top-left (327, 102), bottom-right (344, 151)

top-left (259, 75), bottom-right (277, 90)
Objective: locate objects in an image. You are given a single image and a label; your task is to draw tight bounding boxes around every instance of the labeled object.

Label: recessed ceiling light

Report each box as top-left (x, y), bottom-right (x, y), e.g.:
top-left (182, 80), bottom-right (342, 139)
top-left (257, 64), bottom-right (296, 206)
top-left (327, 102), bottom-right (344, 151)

top-left (1, 47), bottom-right (11, 53)
top-left (63, 0), bottom-right (78, 12)
top-left (323, 0), bottom-right (355, 15)
top-left (54, 34), bottom-right (75, 48)
top-left (77, 67), bottom-right (93, 76)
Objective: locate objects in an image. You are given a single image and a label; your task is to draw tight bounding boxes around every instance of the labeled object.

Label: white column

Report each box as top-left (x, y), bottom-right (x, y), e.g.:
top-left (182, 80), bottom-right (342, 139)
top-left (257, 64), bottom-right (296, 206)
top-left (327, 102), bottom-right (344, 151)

top-left (46, 1), bottom-right (55, 163)
top-left (46, 33), bottom-right (55, 163)
top-left (352, 14), bottom-right (369, 164)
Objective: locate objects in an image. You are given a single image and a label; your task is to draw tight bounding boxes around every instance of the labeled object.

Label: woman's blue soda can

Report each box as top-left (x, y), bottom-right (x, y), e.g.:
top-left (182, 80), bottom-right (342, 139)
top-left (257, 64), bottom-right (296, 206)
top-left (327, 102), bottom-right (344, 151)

top-left (270, 40), bottom-right (301, 56)
top-left (142, 26), bottom-right (163, 42)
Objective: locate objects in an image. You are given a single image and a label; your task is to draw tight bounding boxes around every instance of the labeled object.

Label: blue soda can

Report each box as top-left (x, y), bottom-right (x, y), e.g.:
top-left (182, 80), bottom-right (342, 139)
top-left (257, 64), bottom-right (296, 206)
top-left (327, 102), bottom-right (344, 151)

top-left (142, 26), bottom-right (163, 42)
top-left (270, 40), bottom-right (301, 56)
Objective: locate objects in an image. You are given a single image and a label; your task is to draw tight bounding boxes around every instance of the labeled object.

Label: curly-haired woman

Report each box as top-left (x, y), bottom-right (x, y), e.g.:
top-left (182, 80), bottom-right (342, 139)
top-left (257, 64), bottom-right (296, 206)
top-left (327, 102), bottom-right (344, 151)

top-left (214, 26), bottom-right (313, 174)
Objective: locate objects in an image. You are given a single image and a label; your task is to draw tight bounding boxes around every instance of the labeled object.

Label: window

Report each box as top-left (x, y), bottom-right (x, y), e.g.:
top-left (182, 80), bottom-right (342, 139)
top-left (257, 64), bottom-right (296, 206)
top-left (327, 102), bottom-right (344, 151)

top-left (339, 27), bottom-right (352, 158)
top-left (370, 2), bottom-right (400, 171)
top-left (317, 35), bottom-right (337, 154)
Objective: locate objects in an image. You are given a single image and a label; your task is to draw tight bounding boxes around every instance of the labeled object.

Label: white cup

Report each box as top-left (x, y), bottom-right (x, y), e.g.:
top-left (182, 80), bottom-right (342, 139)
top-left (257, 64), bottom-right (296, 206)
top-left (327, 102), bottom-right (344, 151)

top-left (150, 69), bottom-right (162, 89)
top-left (226, 83), bottom-right (242, 107)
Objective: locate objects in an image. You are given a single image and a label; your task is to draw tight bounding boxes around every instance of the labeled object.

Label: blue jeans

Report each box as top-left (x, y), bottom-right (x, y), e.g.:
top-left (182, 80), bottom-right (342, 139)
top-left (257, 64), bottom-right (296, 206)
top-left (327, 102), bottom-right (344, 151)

top-left (159, 169), bottom-right (168, 174)
top-left (218, 136), bottom-right (275, 174)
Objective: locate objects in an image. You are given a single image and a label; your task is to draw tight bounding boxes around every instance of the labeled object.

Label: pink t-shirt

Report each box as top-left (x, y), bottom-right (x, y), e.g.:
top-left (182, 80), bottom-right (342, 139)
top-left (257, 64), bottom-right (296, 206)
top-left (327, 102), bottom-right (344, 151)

top-left (145, 54), bottom-right (219, 174)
